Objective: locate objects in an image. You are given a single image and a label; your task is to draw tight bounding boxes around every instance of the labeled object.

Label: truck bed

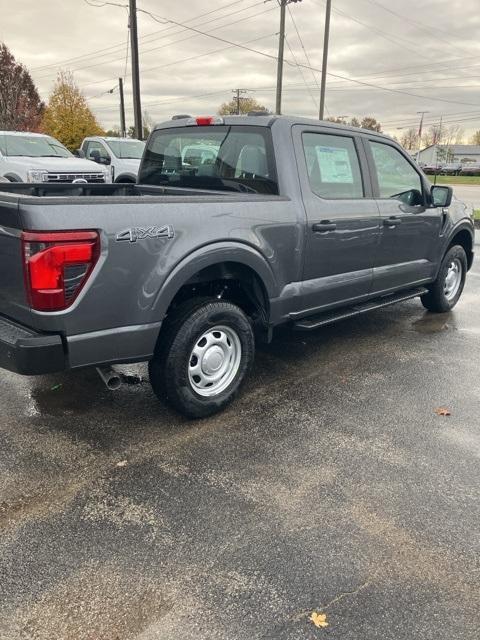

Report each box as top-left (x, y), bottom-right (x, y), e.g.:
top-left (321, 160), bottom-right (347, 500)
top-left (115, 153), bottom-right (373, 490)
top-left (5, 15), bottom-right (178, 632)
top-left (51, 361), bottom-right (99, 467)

top-left (0, 182), bottom-right (278, 203)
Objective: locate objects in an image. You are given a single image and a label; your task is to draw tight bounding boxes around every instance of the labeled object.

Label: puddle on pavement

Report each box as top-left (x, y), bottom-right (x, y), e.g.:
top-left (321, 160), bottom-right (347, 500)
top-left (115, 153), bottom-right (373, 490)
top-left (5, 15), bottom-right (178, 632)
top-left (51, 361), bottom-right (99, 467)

top-left (412, 313), bottom-right (452, 334)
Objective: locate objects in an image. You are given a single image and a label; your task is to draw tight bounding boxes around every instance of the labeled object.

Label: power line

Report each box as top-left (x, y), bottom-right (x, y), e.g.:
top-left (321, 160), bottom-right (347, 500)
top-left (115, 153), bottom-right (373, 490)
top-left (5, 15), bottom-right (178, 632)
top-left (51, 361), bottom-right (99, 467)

top-left (284, 36), bottom-right (319, 111)
top-left (361, 0), bottom-right (471, 57)
top-left (35, 1), bottom-right (270, 80)
top-left (32, 0), bottom-right (256, 73)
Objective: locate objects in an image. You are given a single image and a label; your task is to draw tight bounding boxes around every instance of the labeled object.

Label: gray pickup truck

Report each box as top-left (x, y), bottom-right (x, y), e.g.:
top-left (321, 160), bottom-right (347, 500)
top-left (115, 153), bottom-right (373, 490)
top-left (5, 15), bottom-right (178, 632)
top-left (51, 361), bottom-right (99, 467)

top-left (0, 115), bottom-right (474, 417)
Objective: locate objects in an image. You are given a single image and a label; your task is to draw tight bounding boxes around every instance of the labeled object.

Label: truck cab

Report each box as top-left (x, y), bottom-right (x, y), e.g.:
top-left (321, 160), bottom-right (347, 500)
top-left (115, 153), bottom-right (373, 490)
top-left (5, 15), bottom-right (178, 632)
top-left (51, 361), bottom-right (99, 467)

top-left (0, 131), bottom-right (110, 183)
top-left (80, 136), bottom-right (146, 183)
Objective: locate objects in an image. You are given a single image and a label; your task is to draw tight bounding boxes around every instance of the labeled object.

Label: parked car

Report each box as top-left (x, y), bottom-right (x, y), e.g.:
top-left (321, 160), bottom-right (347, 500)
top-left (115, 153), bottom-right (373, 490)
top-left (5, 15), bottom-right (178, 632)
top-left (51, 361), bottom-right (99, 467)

top-left (0, 131), bottom-right (110, 183)
top-left (79, 136), bottom-right (146, 183)
top-left (460, 163), bottom-right (480, 176)
top-left (0, 115), bottom-right (474, 417)
top-left (441, 162), bottom-right (463, 176)
top-left (422, 163), bottom-right (444, 175)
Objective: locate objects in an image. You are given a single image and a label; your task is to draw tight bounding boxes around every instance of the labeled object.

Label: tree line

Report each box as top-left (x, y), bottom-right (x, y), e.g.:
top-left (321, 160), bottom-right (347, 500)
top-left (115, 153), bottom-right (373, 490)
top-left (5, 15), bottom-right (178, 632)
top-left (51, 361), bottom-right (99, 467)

top-left (2, 42), bottom-right (479, 151)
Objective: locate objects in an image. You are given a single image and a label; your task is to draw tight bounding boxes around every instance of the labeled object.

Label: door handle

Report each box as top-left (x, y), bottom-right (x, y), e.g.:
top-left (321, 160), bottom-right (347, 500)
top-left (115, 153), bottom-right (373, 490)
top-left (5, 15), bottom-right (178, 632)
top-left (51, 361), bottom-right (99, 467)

top-left (383, 216), bottom-right (401, 227)
top-left (312, 221), bottom-right (337, 233)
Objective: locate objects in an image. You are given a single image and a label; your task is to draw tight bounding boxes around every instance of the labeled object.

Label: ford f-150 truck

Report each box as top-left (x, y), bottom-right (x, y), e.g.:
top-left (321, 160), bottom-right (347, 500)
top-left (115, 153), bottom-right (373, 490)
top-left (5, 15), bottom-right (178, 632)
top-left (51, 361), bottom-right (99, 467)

top-left (0, 115), bottom-right (474, 417)
top-left (79, 136), bottom-right (145, 183)
top-left (0, 131), bottom-right (110, 184)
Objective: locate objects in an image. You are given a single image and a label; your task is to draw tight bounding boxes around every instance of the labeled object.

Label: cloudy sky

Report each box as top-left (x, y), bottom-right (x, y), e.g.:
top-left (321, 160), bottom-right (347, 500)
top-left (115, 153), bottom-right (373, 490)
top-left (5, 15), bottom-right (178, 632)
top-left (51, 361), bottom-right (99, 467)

top-left (2, 0), bottom-right (480, 140)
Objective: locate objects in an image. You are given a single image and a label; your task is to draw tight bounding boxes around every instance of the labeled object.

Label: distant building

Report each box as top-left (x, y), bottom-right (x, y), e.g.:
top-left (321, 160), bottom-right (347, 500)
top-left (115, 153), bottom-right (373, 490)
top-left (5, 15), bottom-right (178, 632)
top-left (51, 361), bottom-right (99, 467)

top-left (417, 144), bottom-right (480, 165)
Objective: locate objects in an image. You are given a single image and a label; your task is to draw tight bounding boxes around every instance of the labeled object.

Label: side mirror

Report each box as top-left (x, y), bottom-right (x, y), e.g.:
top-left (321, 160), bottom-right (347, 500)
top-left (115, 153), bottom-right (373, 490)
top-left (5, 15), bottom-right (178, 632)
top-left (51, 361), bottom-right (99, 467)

top-left (75, 149), bottom-right (86, 158)
top-left (101, 156), bottom-right (111, 165)
top-left (431, 185), bottom-right (453, 208)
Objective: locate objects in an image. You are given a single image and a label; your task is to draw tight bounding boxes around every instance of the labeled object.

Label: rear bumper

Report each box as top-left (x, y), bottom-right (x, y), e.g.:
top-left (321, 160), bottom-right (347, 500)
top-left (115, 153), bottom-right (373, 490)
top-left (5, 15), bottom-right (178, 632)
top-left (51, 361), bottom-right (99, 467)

top-left (0, 315), bottom-right (65, 375)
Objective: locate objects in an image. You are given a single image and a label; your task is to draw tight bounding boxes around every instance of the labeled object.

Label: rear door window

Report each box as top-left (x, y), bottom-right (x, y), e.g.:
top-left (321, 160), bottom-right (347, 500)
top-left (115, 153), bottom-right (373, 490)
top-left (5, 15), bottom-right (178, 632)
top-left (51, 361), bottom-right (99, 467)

top-left (139, 125), bottom-right (278, 194)
top-left (302, 132), bottom-right (364, 199)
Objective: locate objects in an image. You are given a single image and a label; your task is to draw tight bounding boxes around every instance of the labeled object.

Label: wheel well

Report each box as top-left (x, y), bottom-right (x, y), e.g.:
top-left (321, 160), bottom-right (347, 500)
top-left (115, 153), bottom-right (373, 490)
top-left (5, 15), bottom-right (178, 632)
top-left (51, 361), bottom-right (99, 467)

top-left (165, 262), bottom-right (270, 330)
top-left (450, 229), bottom-right (473, 269)
top-left (4, 174), bottom-right (22, 182)
top-left (115, 175), bottom-right (136, 183)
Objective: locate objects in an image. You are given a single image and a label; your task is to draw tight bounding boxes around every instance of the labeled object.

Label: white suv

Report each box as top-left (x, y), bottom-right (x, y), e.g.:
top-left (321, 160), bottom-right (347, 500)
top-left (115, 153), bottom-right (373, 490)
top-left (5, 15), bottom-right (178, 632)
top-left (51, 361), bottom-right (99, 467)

top-left (0, 131), bottom-right (110, 183)
top-left (80, 137), bottom-right (145, 183)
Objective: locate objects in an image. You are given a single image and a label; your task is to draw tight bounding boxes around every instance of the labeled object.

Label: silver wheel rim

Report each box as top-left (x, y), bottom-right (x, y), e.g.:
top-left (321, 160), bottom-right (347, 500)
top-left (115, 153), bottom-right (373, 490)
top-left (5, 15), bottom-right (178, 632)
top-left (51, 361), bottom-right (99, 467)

top-left (188, 325), bottom-right (242, 397)
top-left (444, 258), bottom-right (462, 301)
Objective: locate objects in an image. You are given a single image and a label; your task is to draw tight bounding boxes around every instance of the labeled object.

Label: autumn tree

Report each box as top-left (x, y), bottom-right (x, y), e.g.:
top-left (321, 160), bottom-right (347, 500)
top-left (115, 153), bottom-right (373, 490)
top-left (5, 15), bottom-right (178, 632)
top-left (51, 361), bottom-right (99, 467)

top-left (42, 71), bottom-right (104, 151)
top-left (218, 97), bottom-right (268, 115)
top-left (0, 43), bottom-right (44, 131)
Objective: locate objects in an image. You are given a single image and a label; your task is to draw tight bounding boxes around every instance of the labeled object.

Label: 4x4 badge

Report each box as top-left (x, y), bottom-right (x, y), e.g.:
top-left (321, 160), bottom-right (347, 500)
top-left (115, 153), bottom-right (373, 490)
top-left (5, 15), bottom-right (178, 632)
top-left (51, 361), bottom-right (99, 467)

top-left (116, 225), bottom-right (175, 242)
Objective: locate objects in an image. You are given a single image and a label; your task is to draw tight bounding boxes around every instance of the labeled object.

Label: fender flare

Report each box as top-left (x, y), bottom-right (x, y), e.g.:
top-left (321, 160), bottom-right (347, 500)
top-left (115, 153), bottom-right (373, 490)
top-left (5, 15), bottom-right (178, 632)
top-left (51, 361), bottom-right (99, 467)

top-left (115, 173), bottom-right (137, 183)
top-left (151, 241), bottom-right (279, 320)
top-left (444, 220), bottom-right (475, 255)
top-left (4, 173), bottom-right (23, 182)
top-left (435, 220), bottom-right (475, 276)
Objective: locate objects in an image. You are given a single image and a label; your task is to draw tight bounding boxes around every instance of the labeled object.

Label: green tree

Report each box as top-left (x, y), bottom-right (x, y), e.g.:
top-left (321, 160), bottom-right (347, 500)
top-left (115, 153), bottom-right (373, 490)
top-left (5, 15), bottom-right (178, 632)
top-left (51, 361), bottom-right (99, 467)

top-left (105, 127), bottom-right (121, 137)
top-left (0, 43), bottom-right (44, 131)
top-left (218, 97), bottom-right (268, 115)
top-left (41, 71), bottom-right (104, 151)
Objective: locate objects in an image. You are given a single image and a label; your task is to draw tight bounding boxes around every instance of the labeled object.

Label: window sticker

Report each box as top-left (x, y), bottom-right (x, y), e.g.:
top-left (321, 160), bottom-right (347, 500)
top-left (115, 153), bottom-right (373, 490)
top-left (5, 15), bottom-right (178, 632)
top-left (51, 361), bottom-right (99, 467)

top-left (316, 146), bottom-right (354, 183)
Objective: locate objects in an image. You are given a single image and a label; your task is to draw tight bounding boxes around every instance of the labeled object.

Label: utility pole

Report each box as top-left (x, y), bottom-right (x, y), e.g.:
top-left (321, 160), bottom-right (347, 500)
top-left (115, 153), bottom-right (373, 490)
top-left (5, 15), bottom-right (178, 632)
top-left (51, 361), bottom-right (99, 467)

top-left (129, 0), bottom-right (142, 140)
top-left (275, 1), bottom-right (287, 115)
top-left (275, 0), bottom-right (302, 115)
top-left (416, 110), bottom-right (429, 163)
top-left (233, 89), bottom-right (248, 115)
top-left (118, 77), bottom-right (126, 138)
top-left (319, 0), bottom-right (332, 120)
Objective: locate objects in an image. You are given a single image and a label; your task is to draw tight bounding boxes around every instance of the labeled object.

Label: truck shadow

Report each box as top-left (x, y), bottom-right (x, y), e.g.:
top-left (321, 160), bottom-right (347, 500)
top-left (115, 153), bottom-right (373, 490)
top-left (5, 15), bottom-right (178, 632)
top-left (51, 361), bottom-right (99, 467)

top-left (24, 302), bottom-right (453, 448)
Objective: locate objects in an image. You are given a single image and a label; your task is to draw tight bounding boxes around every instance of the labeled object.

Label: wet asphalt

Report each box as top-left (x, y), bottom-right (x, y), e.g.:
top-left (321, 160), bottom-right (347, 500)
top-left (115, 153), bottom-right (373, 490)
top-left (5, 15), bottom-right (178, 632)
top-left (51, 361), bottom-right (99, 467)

top-left (0, 245), bottom-right (479, 640)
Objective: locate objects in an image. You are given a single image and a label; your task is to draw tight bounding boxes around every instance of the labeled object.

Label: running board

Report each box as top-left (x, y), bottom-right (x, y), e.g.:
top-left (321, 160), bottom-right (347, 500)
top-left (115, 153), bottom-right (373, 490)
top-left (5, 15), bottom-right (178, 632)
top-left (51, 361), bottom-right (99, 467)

top-left (293, 287), bottom-right (428, 331)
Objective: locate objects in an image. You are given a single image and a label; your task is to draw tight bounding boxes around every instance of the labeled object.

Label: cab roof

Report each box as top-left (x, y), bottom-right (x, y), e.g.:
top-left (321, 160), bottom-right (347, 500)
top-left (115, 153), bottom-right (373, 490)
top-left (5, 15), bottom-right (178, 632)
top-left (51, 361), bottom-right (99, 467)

top-left (0, 131), bottom-right (51, 137)
top-left (152, 114), bottom-right (394, 143)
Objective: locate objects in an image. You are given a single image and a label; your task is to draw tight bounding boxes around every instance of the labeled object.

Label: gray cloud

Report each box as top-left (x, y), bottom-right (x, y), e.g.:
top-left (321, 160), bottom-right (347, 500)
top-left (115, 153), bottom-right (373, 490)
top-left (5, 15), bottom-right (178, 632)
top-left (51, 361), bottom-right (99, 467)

top-left (1, 0), bottom-right (480, 138)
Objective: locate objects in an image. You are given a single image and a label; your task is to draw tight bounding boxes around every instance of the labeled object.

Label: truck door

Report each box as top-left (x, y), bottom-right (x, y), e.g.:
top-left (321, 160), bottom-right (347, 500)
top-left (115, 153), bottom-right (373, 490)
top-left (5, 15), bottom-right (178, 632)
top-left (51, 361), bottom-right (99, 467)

top-left (364, 138), bottom-right (443, 293)
top-left (293, 125), bottom-right (380, 314)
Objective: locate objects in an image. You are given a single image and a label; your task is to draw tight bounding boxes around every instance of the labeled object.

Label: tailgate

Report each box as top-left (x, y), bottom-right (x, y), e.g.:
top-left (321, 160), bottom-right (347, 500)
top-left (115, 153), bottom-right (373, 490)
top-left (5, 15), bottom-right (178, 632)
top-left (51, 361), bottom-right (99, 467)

top-left (0, 198), bottom-right (32, 326)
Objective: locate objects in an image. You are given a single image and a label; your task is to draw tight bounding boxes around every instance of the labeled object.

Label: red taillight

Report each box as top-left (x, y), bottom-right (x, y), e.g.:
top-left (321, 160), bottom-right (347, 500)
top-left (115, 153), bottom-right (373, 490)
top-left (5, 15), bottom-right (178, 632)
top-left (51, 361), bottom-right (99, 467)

top-left (22, 231), bottom-right (100, 311)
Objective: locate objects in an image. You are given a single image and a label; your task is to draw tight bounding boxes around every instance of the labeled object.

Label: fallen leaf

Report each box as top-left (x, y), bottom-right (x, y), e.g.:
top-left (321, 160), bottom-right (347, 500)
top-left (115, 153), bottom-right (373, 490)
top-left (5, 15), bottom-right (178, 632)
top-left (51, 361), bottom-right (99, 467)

top-left (310, 612), bottom-right (329, 628)
top-left (116, 460), bottom-right (128, 467)
top-left (434, 407), bottom-right (451, 417)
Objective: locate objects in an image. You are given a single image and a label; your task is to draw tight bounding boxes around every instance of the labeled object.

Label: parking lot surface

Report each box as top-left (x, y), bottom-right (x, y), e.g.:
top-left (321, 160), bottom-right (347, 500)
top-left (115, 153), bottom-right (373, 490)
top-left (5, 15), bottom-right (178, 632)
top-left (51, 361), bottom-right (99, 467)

top-left (0, 244), bottom-right (479, 640)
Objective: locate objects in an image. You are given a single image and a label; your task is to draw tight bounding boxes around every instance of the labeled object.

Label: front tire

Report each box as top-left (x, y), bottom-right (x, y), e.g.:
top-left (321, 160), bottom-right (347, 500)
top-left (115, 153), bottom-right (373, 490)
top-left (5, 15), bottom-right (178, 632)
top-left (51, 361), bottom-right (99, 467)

top-left (421, 245), bottom-right (467, 312)
top-left (149, 298), bottom-right (255, 418)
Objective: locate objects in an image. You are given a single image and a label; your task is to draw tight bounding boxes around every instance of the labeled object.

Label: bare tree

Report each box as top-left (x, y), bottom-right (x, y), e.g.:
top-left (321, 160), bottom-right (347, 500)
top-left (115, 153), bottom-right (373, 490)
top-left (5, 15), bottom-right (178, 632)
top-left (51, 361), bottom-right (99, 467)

top-left (470, 130), bottom-right (480, 145)
top-left (400, 127), bottom-right (420, 151)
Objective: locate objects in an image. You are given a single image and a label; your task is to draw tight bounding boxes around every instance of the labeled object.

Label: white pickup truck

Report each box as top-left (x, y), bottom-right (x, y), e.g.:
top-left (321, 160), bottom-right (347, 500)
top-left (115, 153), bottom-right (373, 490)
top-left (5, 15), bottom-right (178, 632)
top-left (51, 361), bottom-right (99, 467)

top-left (79, 136), bottom-right (146, 183)
top-left (0, 131), bottom-right (110, 183)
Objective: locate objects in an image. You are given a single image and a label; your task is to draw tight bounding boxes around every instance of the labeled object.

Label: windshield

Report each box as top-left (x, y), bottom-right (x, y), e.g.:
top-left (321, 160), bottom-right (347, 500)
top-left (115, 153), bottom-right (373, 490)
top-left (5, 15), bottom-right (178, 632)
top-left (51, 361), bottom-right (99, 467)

top-left (106, 139), bottom-right (145, 159)
top-left (0, 134), bottom-right (72, 157)
top-left (139, 125), bottom-right (278, 194)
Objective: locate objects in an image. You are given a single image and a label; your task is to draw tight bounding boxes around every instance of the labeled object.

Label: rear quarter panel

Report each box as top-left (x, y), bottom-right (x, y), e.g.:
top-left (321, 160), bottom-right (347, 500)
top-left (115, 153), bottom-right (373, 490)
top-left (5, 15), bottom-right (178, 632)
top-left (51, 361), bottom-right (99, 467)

top-left (18, 194), bottom-right (303, 336)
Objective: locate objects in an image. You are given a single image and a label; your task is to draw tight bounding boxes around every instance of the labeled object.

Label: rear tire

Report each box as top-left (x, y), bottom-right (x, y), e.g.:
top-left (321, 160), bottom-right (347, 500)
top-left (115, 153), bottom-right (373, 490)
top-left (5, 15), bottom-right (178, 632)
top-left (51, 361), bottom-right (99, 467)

top-left (421, 245), bottom-right (467, 312)
top-left (149, 298), bottom-right (255, 418)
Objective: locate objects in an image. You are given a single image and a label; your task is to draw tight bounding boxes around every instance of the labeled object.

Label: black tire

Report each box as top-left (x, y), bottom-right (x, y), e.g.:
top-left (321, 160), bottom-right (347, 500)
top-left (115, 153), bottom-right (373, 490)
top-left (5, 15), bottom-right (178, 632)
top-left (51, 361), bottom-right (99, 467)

top-left (421, 245), bottom-right (467, 313)
top-left (149, 298), bottom-right (255, 418)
